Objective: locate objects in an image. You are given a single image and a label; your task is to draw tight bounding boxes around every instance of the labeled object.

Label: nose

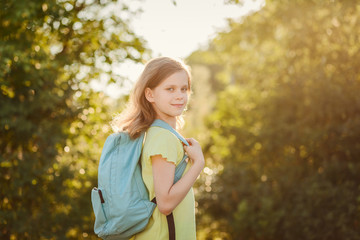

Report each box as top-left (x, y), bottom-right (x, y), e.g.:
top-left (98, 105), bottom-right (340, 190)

top-left (175, 90), bottom-right (186, 100)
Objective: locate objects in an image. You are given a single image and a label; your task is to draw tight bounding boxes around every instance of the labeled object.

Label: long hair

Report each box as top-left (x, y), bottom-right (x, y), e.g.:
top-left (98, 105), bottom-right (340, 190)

top-left (111, 57), bottom-right (192, 139)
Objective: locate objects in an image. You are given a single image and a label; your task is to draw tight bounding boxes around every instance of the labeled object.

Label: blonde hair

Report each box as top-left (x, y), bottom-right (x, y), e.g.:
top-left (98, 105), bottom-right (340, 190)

top-left (111, 57), bottom-right (192, 139)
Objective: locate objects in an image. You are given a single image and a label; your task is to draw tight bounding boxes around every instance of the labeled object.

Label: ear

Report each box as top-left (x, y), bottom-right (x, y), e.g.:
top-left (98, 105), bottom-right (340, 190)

top-left (145, 87), bottom-right (155, 103)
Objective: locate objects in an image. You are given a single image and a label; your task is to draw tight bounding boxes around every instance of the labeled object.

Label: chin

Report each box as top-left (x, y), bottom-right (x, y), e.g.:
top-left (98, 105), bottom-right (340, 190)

top-left (175, 110), bottom-right (185, 116)
top-left (169, 113), bottom-right (182, 118)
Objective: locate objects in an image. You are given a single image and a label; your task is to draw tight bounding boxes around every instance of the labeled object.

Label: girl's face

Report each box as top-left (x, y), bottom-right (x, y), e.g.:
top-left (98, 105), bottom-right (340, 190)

top-left (145, 70), bottom-right (189, 122)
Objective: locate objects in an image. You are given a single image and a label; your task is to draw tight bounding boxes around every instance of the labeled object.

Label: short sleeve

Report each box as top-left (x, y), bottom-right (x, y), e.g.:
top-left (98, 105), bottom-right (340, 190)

top-left (143, 127), bottom-right (181, 165)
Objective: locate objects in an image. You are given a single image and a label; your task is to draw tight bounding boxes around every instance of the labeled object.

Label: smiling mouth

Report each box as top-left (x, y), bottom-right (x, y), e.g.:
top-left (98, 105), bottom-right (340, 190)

top-left (172, 104), bottom-right (184, 108)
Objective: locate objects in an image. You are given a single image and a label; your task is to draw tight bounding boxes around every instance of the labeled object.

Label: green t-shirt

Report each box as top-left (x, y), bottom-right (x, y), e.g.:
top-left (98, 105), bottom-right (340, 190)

top-left (133, 126), bottom-right (196, 240)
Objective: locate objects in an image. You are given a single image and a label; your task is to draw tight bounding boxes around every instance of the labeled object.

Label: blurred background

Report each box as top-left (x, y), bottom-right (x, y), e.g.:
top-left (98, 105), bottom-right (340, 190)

top-left (1, 0), bottom-right (360, 239)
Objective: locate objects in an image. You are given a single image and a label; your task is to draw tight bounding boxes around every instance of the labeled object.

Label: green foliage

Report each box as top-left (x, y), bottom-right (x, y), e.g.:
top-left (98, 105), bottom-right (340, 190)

top-left (0, 0), bottom-right (146, 238)
top-left (188, 0), bottom-right (360, 239)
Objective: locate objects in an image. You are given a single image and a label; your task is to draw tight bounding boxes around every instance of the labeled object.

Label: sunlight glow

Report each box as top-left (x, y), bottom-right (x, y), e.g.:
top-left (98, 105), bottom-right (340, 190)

top-left (131, 0), bottom-right (265, 58)
top-left (92, 0), bottom-right (265, 98)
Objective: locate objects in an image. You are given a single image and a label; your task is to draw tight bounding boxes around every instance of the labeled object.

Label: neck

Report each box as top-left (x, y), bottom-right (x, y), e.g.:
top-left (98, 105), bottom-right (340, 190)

top-left (156, 115), bottom-right (177, 129)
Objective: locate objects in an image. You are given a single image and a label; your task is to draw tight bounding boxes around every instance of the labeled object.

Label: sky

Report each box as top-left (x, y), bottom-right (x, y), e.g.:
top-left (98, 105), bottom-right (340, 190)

top-left (92, 0), bottom-right (265, 98)
top-left (131, 0), bottom-right (264, 58)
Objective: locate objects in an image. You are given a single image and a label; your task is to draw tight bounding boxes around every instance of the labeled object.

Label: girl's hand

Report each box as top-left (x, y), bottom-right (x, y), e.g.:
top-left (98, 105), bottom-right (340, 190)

top-left (184, 138), bottom-right (205, 168)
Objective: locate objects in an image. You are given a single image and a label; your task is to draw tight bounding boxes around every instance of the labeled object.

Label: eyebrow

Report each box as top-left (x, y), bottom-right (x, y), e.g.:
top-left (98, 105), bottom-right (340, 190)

top-left (164, 84), bottom-right (189, 88)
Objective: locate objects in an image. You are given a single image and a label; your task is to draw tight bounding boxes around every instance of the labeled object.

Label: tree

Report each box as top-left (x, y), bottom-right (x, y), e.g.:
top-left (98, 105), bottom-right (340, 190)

top-left (187, 0), bottom-right (360, 239)
top-left (0, 0), bottom-right (148, 238)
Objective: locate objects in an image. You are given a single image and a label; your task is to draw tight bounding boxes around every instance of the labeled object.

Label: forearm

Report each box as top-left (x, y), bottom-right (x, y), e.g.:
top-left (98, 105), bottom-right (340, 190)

top-left (160, 161), bottom-right (204, 215)
top-left (153, 136), bottom-right (205, 216)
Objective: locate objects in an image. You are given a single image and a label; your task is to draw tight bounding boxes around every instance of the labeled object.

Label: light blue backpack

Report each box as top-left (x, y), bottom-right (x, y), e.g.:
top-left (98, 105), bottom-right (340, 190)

top-left (91, 119), bottom-right (189, 240)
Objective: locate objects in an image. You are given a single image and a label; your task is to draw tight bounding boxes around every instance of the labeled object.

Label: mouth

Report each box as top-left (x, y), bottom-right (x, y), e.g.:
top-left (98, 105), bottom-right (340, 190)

top-left (171, 104), bottom-right (184, 108)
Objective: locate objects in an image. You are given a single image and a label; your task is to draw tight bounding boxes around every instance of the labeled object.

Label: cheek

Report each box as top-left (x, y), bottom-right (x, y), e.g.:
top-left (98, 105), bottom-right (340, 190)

top-left (184, 93), bottom-right (189, 103)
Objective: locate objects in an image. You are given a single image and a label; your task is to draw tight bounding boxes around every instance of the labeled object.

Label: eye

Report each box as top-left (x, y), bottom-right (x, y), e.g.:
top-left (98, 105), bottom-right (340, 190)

top-left (181, 87), bottom-right (188, 92)
top-left (166, 87), bottom-right (174, 91)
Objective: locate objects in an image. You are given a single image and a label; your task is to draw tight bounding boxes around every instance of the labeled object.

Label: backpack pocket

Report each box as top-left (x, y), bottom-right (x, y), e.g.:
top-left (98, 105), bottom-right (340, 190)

top-left (104, 192), bottom-right (156, 238)
top-left (91, 187), bottom-right (108, 236)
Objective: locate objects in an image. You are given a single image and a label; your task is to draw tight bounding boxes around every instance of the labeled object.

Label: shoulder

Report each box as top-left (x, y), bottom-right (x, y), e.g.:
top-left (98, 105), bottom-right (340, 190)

top-left (146, 126), bottom-right (179, 143)
top-left (143, 127), bottom-right (183, 161)
top-left (147, 126), bottom-right (177, 137)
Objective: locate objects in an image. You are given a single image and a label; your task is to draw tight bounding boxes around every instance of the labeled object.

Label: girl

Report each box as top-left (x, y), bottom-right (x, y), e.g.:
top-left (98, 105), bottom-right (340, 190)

top-left (112, 57), bottom-right (205, 240)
